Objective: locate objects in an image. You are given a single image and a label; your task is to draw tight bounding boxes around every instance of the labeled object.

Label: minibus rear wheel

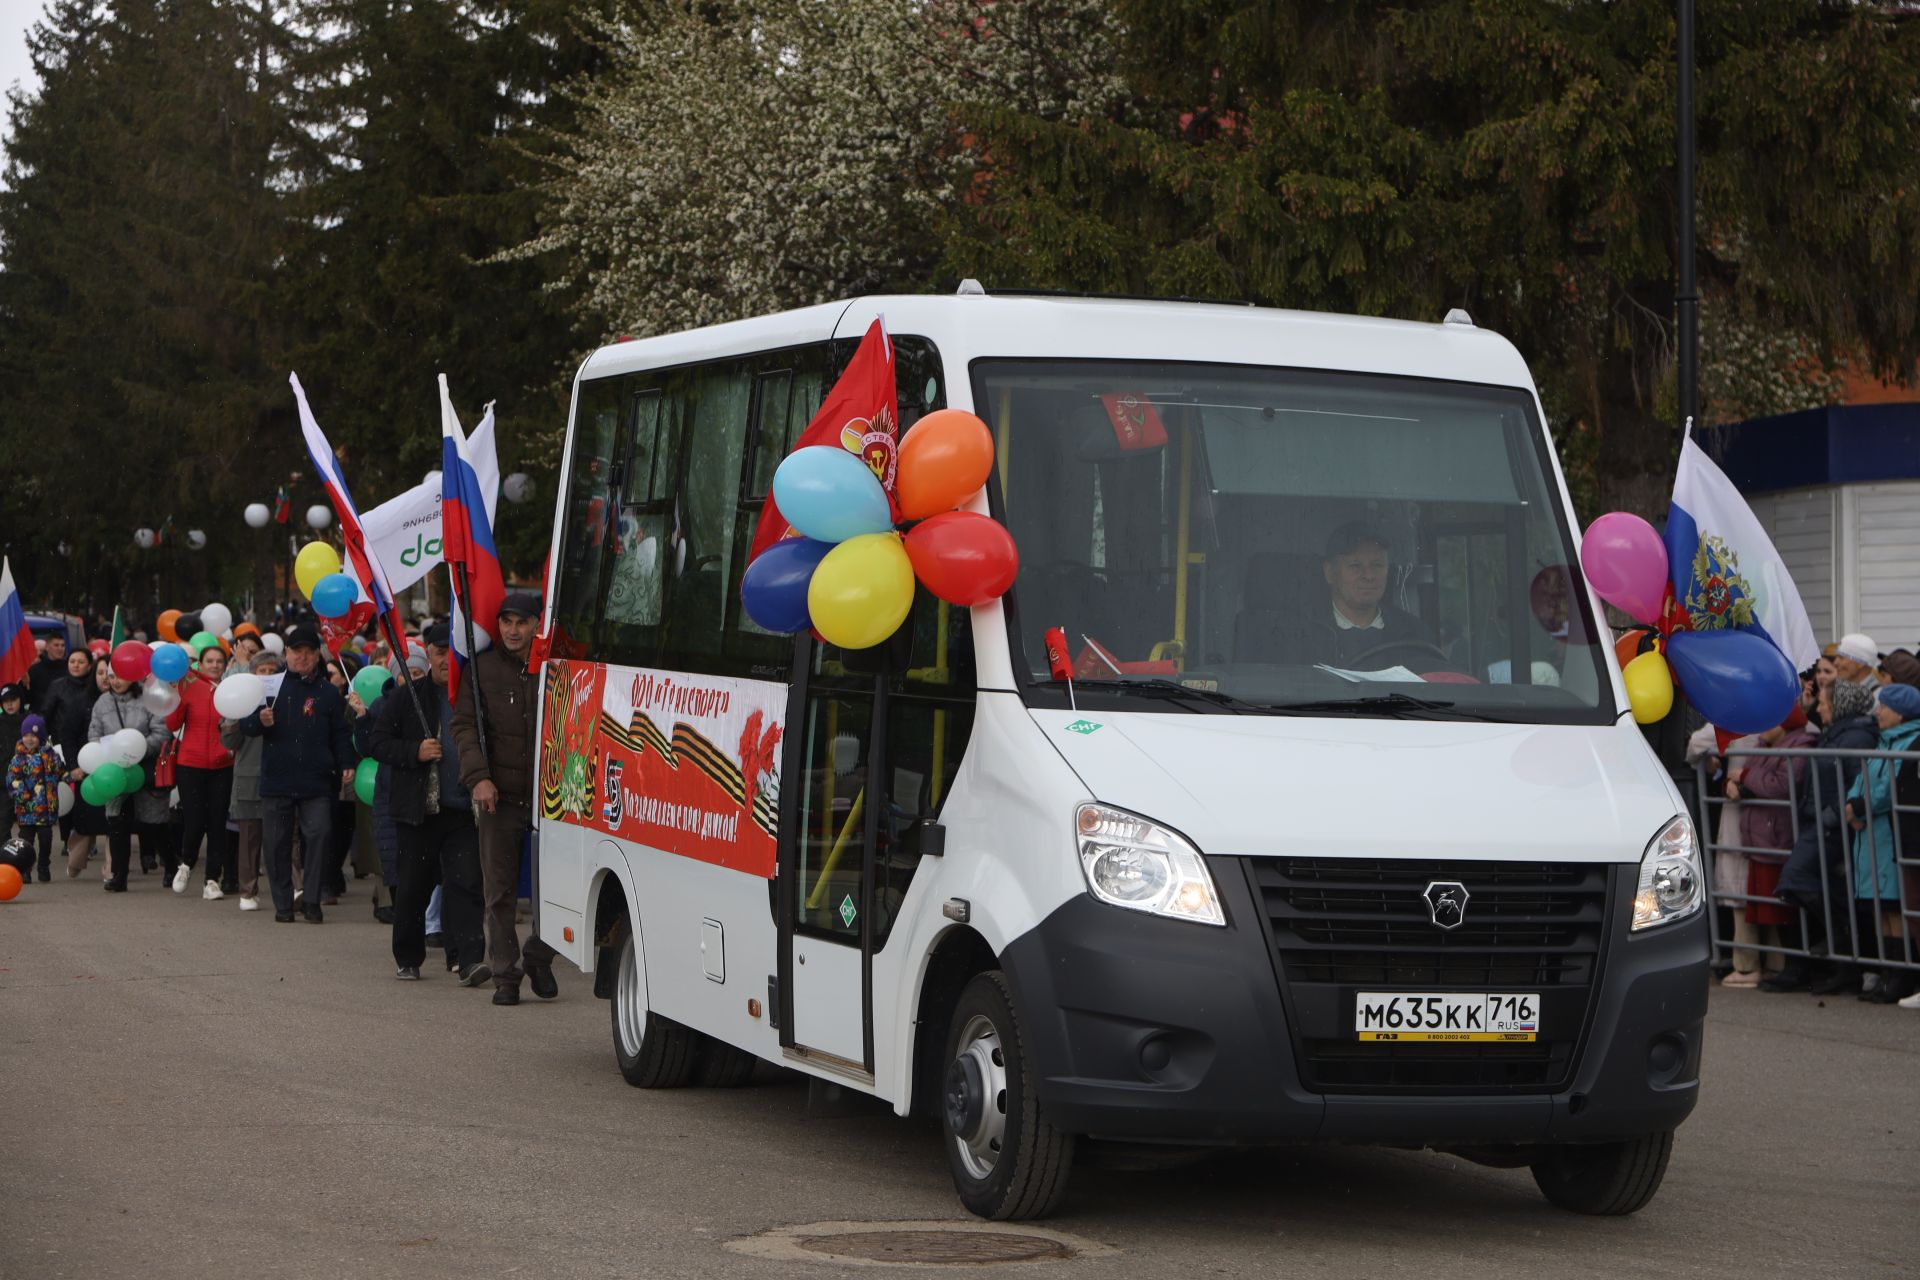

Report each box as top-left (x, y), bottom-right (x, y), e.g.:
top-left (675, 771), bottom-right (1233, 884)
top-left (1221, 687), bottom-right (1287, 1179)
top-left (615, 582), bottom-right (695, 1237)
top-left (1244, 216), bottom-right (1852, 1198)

top-left (693, 1037), bottom-right (759, 1087)
top-left (1530, 1131), bottom-right (1673, 1215)
top-left (610, 921), bottom-right (695, 1088)
top-left (940, 971), bottom-right (1074, 1220)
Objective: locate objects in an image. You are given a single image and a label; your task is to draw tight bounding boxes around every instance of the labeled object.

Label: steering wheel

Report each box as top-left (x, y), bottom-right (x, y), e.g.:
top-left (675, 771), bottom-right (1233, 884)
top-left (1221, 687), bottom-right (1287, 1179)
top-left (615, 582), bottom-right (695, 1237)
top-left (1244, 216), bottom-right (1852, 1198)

top-left (1343, 639), bottom-right (1457, 672)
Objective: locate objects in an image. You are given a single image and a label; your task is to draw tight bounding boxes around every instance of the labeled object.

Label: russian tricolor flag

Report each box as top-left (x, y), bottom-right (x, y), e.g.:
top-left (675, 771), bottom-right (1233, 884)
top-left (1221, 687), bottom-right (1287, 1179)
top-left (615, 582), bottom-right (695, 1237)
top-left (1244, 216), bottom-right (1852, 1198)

top-left (0, 558), bottom-right (33, 686)
top-left (291, 373), bottom-right (407, 648)
top-left (440, 375), bottom-right (504, 706)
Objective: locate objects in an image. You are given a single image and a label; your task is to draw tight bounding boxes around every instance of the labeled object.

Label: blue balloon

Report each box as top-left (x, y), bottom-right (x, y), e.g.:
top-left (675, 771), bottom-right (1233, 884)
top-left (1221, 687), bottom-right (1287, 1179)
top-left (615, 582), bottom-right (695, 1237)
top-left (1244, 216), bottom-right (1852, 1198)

top-left (771, 446), bottom-right (893, 544)
top-left (149, 642), bottom-right (190, 684)
top-left (1665, 629), bottom-right (1801, 735)
top-left (740, 537), bottom-right (833, 634)
top-left (311, 572), bottom-right (359, 619)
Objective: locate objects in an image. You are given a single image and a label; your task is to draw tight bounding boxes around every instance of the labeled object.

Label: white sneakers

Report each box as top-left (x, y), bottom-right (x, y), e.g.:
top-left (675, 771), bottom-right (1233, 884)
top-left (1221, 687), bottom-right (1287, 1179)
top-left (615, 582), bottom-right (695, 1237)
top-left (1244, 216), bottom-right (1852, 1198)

top-left (171, 865), bottom-right (190, 894)
top-left (202, 880), bottom-right (225, 901)
top-left (1899, 990), bottom-right (1920, 1010)
top-left (238, 896), bottom-right (259, 911)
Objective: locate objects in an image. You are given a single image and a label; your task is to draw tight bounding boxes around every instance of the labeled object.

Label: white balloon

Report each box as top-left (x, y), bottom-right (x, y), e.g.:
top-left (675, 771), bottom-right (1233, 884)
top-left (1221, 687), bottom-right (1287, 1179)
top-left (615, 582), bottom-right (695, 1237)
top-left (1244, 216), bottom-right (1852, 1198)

top-left (306, 505), bottom-right (332, 530)
top-left (76, 741), bottom-right (108, 774)
top-left (213, 673), bottom-right (265, 720)
top-left (244, 503), bottom-right (271, 528)
top-left (200, 603), bottom-right (233, 636)
top-left (134, 528), bottom-right (156, 549)
top-left (261, 633), bottom-right (285, 655)
top-left (186, 529), bottom-right (207, 551)
top-left (503, 472), bottom-right (533, 503)
top-left (421, 469), bottom-right (442, 490)
top-left (108, 727), bottom-right (146, 768)
top-left (56, 781), bottom-right (74, 817)
top-left (141, 680), bottom-right (181, 716)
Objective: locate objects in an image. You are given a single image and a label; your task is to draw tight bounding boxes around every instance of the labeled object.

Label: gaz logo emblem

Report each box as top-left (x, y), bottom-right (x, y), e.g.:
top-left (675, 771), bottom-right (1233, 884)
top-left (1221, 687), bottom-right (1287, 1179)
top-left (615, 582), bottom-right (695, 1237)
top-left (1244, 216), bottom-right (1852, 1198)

top-left (1423, 880), bottom-right (1470, 930)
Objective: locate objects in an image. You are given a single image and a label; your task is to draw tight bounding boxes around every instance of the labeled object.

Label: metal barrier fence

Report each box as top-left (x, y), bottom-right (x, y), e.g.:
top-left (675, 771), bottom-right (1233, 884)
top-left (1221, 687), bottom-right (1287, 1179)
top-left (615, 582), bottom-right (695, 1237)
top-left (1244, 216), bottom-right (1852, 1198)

top-left (1694, 745), bottom-right (1920, 974)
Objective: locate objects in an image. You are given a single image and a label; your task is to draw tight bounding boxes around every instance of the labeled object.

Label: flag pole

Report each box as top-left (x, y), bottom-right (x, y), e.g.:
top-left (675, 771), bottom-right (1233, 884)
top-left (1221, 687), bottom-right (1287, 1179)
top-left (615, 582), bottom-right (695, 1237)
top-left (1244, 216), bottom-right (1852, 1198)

top-left (454, 561), bottom-right (492, 774)
top-left (370, 607), bottom-right (430, 735)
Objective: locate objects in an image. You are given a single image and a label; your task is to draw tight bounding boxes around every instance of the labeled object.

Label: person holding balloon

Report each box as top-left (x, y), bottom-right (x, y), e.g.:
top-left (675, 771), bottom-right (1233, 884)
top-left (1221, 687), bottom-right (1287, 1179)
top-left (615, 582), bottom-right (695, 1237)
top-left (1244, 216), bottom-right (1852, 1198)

top-left (221, 649), bottom-right (283, 912)
top-left (165, 640), bottom-right (237, 898)
top-left (7, 715), bottom-right (63, 884)
top-left (86, 662), bottom-right (174, 892)
top-left (0, 684), bottom-right (25, 843)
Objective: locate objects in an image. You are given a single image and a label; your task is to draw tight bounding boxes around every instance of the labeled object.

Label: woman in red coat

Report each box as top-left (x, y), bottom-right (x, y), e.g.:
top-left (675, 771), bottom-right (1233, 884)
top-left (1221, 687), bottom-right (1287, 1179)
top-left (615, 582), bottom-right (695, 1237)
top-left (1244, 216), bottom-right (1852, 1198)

top-left (166, 644), bottom-right (236, 898)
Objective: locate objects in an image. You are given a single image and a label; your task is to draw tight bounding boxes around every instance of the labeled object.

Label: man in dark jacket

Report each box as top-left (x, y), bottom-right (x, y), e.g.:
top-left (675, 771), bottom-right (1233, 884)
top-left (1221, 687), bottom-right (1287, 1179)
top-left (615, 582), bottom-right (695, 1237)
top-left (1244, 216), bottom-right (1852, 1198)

top-left (451, 591), bottom-right (558, 1005)
top-left (370, 624), bottom-right (488, 984)
top-left (241, 626), bottom-right (355, 923)
top-left (0, 684), bottom-right (25, 841)
top-left (1274, 522), bottom-right (1434, 669)
top-left (28, 633), bottom-right (67, 715)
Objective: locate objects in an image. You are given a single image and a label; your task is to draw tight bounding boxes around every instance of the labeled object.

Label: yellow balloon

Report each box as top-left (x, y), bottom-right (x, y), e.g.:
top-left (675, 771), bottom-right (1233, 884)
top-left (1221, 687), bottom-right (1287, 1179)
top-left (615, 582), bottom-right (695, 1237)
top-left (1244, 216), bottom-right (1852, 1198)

top-left (1623, 650), bottom-right (1674, 725)
top-left (808, 533), bottom-right (915, 651)
top-left (295, 541), bottom-right (342, 599)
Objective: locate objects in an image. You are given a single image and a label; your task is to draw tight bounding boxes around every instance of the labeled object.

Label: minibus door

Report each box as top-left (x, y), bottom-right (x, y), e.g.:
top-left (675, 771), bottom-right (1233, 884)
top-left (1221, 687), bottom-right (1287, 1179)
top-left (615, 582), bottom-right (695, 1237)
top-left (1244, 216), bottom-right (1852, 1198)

top-left (776, 639), bottom-right (892, 1077)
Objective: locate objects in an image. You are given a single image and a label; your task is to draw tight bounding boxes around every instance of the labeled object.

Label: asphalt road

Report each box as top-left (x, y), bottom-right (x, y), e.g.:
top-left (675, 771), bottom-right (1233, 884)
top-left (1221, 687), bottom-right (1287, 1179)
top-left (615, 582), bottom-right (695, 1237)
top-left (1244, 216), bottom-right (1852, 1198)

top-left (2, 867), bottom-right (1916, 1280)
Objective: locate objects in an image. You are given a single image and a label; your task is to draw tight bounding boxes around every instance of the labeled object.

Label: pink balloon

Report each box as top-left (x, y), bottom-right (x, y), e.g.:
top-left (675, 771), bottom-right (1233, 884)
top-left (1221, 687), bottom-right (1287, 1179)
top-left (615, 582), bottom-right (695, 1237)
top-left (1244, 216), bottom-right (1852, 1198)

top-left (1580, 512), bottom-right (1669, 625)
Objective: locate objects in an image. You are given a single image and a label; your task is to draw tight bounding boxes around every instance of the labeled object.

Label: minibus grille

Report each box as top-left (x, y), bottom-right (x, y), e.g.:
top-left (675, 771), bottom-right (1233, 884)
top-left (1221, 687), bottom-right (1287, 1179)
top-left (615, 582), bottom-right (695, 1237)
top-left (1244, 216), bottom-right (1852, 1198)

top-left (1243, 858), bottom-right (1614, 1094)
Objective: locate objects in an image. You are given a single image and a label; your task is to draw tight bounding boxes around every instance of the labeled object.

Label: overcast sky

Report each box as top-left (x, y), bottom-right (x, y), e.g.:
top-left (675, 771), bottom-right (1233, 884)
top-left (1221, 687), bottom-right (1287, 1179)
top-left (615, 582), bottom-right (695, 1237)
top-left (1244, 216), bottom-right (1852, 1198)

top-left (0, 0), bottom-right (44, 170)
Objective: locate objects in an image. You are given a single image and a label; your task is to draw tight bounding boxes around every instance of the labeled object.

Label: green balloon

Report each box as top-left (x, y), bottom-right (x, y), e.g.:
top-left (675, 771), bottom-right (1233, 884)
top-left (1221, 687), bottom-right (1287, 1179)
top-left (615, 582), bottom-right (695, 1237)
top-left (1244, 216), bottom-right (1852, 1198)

top-left (353, 756), bottom-right (379, 806)
top-left (79, 773), bottom-right (110, 806)
top-left (189, 631), bottom-right (222, 655)
top-left (351, 665), bottom-right (393, 707)
top-left (90, 762), bottom-right (129, 797)
top-left (125, 764), bottom-right (148, 793)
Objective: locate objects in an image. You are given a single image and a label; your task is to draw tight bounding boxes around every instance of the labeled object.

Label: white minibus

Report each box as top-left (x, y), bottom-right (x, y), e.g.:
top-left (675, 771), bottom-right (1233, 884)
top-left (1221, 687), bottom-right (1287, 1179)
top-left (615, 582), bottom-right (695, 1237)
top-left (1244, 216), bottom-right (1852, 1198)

top-left (532, 289), bottom-right (1709, 1220)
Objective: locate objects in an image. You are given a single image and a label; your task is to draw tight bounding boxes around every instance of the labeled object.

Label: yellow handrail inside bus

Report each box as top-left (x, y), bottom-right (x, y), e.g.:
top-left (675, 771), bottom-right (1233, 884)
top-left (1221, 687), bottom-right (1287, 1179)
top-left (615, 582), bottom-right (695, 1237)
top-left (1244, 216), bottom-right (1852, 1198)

top-left (996, 386), bottom-right (1012, 504)
top-left (1172, 418), bottom-right (1193, 665)
top-left (806, 787), bottom-right (865, 912)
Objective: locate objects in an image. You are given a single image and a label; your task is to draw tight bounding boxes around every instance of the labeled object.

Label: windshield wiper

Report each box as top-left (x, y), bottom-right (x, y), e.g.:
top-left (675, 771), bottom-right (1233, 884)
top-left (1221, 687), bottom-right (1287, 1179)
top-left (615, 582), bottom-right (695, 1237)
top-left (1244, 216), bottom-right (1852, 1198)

top-left (1266, 692), bottom-right (1514, 722)
top-left (1046, 677), bottom-right (1264, 714)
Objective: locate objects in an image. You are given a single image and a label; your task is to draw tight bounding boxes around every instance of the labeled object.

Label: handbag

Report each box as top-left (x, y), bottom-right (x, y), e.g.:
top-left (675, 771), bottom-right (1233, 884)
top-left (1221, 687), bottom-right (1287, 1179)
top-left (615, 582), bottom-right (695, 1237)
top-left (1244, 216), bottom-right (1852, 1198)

top-left (153, 736), bottom-right (180, 790)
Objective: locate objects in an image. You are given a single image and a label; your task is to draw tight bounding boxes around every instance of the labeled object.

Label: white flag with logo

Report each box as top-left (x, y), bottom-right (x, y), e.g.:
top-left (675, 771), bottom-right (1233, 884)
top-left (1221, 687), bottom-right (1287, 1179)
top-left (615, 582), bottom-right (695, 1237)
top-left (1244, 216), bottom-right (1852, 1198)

top-left (362, 402), bottom-right (498, 591)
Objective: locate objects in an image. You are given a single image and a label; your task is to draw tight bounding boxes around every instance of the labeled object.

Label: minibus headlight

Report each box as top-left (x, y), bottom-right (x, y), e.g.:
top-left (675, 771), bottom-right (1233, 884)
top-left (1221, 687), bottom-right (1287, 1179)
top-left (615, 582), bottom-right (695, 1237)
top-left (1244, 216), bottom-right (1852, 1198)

top-left (1075, 803), bottom-right (1224, 926)
top-left (1631, 815), bottom-right (1703, 932)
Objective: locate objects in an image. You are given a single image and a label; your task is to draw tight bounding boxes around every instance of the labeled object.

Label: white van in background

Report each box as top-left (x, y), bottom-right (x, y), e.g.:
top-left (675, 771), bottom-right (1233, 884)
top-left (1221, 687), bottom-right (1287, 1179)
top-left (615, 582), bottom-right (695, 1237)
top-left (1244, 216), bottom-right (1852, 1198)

top-left (531, 289), bottom-right (1709, 1220)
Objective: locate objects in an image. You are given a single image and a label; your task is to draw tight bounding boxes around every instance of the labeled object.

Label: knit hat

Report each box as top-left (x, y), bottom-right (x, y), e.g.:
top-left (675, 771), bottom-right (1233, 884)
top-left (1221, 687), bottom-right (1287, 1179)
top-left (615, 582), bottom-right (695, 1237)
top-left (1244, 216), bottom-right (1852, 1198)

top-left (1832, 678), bottom-right (1878, 723)
top-left (0, 684), bottom-right (24, 705)
top-left (20, 714), bottom-right (46, 740)
top-left (1876, 682), bottom-right (1920, 722)
top-left (1835, 633), bottom-right (1879, 668)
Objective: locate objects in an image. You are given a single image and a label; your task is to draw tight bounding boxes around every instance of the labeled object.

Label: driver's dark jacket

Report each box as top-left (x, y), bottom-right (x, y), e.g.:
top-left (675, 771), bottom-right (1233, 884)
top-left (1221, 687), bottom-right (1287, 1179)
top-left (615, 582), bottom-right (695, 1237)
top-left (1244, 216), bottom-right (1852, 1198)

top-left (1275, 604), bottom-right (1433, 669)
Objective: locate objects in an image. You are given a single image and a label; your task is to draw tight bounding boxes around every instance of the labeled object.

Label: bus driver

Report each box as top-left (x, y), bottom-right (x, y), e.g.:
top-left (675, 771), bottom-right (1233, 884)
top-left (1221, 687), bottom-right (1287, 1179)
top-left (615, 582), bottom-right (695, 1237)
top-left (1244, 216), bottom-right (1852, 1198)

top-left (1293, 521), bottom-right (1431, 668)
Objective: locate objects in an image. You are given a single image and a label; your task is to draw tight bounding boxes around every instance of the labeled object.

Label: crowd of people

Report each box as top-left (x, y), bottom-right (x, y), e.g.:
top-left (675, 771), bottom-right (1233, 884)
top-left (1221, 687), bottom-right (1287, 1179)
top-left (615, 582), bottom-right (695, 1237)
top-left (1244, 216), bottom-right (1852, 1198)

top-left (1691, 631), bottom-right (1920, 1009)
top-left (1, 592), bottom-right (558, 1006)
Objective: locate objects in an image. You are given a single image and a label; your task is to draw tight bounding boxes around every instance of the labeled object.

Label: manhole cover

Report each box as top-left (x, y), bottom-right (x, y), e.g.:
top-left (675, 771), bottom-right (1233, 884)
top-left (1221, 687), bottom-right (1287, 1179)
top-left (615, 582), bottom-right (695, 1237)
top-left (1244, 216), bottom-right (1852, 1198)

top-left (727, 1220), bottom-right (1116, 1269)
top-left (801, 1230), bottom-right (1071, 1264)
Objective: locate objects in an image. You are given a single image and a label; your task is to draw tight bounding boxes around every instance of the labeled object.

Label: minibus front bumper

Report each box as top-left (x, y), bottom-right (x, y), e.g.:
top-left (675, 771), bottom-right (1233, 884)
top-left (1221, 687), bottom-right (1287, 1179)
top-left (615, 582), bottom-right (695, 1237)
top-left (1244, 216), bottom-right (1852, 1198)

top-left (998, 855), bottom-right (1709, 1148)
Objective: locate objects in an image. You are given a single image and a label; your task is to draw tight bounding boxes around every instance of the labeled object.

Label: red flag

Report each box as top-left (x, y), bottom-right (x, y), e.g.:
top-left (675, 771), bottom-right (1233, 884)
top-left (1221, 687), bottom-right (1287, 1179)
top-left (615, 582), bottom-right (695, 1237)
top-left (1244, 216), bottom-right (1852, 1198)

top-left (318, 601), bottom-right (374, 659)
top-left (1098, 393), bottom-right (1168, 451)
top-left (747, 319), bottom-right (897, 565)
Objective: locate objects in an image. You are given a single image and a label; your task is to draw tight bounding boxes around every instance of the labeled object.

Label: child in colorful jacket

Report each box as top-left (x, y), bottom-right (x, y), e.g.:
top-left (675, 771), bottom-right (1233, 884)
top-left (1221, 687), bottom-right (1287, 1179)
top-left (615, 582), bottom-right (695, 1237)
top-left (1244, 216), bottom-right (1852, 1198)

top-left (8, 714), bottom-right (62, 881)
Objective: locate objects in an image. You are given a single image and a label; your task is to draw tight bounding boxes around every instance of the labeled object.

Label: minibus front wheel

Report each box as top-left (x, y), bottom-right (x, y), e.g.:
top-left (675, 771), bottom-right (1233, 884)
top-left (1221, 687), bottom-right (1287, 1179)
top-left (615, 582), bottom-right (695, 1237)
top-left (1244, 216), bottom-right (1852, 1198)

top-left (610, 921), bottom-right (696, 1088)
top-left (940, 972), bottom-right (1074, 1220)
top-left (1530, 1131), bottom-right (1674, 1215)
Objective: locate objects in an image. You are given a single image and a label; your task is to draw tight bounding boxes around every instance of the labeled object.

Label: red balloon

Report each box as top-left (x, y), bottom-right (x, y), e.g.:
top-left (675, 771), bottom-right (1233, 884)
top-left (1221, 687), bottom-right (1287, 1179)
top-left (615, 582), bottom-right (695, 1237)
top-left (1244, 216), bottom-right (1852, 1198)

top-left (0, 863), bottom-right (20, 901)
top-left (904, 511), bottom-right (1019, 606)
top-left (110, 640), bottom-right (152, 682)
top-left (87, 638), bottom-right (110, 657)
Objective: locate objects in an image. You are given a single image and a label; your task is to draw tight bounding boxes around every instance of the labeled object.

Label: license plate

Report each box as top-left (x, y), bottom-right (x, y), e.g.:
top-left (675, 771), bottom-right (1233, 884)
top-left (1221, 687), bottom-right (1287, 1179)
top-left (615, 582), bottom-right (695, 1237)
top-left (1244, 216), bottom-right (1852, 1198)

top-left (1354, 992), bottom-right (1539, 1042)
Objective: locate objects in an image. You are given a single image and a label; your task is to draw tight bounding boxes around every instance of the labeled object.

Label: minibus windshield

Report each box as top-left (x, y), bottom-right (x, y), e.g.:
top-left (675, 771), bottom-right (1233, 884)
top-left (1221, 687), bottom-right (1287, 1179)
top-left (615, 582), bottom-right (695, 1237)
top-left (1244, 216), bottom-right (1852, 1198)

top-left (973, 359), bottom-right (1615, 724)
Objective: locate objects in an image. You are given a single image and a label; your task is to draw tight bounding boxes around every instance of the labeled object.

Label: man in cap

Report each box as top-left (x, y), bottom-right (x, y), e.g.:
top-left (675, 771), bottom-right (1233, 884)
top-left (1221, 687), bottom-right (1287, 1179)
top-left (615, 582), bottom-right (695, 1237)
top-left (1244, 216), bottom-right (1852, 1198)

top-left (452, 590), bottom-right (559, 1005)
top-left (241, 625), bottom-right (356, 923)
top-left (369, 623), bottom-right (488, 984)
top-left (28, 632), bottom-right (67, 716)
top-left (1832, 633), bottom-right (1879, 685)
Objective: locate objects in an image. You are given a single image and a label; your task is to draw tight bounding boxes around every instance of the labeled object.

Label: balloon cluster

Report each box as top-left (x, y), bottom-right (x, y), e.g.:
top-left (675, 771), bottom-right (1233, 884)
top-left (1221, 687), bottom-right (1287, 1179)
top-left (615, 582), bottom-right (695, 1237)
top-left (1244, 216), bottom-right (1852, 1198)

top-left (1582, 513), bottom-right (1798, 734)
top-left (740, 410), bottom-right (1018, 650)
top-left (75, 728), bottom-right (153, 806)
top-left (293, 541), bottom-right (364, 620)
top-left (133, 603), bottom-right (239, 714)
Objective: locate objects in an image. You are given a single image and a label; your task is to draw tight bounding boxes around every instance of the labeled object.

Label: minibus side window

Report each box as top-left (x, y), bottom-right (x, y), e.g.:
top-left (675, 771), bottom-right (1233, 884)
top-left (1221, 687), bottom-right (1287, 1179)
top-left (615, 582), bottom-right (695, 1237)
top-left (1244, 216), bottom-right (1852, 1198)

top-left (657, 362), bottom-right (753, 671)
top-left (553, 375), bottom-right (628, 652)
top-left (601, 387), bottom-right (676, 653)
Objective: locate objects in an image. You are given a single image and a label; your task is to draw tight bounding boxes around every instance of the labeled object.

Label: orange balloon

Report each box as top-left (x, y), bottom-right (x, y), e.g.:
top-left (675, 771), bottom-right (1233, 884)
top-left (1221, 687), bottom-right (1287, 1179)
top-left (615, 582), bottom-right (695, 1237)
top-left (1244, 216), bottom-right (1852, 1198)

top-left (896, 410), bottom-right (995, 521)
top-left (157, 609), bottom-right (182, 643)
top-left (0, 863), bottom-right (20, 901)
top-left (1615, 628), bottom-right (1653, 669)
